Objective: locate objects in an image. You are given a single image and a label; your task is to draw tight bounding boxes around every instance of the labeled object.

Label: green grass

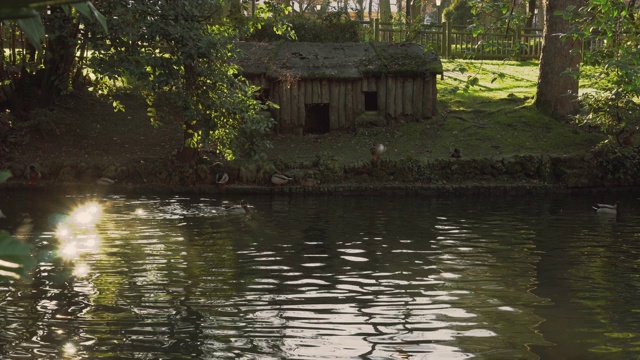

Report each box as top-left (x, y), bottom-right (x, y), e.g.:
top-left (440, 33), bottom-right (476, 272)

top-left (265, 60), bottom-right (604, 163)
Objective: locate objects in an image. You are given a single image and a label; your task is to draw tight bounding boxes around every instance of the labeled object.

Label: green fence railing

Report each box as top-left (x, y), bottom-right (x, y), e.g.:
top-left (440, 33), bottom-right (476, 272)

top-left (359, 19), bottom-right (543, 60)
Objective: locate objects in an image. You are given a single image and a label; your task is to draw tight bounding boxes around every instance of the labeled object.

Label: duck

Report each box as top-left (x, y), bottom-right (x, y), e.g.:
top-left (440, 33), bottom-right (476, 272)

top-left (216, 172), bottom-right (229, 187)
top-left (592, 201), bottom-right (619, 215)
top-left (0, 209), bottom-right (5, 218)
top-left (271, 173), bottom-right (293, 186)
top-left (27, 165), bottom-right (41, 186)
top-left (370, 143), bottom-right (385, 162)
top-left (221, 200), bottom-right (252, 214)
top-left (451, 148), bottom-right (462, 158)
top-left (96, 177), bottom-right (115, 185)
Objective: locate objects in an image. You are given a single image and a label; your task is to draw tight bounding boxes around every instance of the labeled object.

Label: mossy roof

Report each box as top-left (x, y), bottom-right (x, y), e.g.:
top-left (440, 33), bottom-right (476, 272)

top-left (235, 41), bottom-right (443, 80)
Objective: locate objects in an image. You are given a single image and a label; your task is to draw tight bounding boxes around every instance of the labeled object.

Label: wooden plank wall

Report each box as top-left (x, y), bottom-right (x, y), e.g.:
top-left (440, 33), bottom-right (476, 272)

top-left (269, 74), bottom-right (438, 133)
top-left (376, 75), bottom-right (438, 121)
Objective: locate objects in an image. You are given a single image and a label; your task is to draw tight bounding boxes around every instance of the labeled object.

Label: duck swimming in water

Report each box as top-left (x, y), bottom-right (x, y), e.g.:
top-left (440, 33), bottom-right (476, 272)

top-left (593, 201), bottom-right (619, 215)
top-left (221, 200), bottom-right (252, 214)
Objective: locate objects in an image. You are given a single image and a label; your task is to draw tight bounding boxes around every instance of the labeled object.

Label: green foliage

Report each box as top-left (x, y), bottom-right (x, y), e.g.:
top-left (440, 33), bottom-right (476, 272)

top-left (594, 141), bottom-right (640, 184)
top-left (243, 12), bottom-right (361, 43)
top-left (558, 0), bottom-right (640, 145)
top-left (0, 170), bottom-right (12, 183)
top-left (443, 0), bottom-right (474, 26)
top-left (0, 1), bottom-right (106, 47)
top-left (87, 0), bottom-right (279, 161)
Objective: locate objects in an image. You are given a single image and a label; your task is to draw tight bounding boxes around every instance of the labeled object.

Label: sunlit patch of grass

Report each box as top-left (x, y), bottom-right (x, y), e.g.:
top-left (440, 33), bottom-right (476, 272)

top-left (266, 60), bottom-right (604, 163)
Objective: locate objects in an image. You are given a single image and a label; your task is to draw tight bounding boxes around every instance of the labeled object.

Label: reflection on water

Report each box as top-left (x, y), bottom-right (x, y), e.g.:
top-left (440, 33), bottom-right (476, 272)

top-left (1, 191), bottom-right (640, 359)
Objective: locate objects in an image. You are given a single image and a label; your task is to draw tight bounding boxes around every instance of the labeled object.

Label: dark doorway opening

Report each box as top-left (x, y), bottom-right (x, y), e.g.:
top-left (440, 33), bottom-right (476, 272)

top-left (304, 103), bottom-right (330, 134)
top-left (364, 91), bottom-right (378, 111)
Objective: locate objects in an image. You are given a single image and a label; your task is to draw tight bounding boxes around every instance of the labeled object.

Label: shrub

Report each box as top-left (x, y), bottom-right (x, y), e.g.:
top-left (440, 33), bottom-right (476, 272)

top-left (243, 13), bottom-right (361, 43)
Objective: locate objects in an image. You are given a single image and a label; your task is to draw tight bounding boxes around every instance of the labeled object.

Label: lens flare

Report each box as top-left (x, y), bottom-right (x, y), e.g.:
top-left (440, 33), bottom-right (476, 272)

top-left (69, 202), bottom-right (103, 227)
top-left (72, 263), bottom-right (91, 278)
top-left (55, 201), bottom-right (104, 261)
top-left (62, 342), bottom-right (77, 356)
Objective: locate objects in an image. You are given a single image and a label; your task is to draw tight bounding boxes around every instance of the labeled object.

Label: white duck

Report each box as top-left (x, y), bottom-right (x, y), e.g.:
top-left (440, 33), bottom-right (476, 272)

top-left (592, 201), bottom-right (619, 215)
top-left (271, 173), bottom-right (293, 186)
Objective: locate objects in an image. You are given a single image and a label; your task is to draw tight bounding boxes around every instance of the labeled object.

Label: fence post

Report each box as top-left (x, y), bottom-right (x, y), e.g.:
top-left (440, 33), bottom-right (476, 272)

top-left (374, 18), bottom-right (380, 42)
top-left (445, 21), bottom-right (451, 59)
top-left (515, 25), bottom-right (521, 59)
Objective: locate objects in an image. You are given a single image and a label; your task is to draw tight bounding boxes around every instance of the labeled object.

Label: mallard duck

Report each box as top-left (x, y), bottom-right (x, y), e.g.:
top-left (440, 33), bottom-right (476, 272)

top-left (593, 201), bottom-right (619, 215)
top-left (221, 200), bottom-right (252, 214)
top-left (96, 177), bottom-right (115, 185)
top-left (271, 173), bottom-right (293, 186)
top-left (451, 148), bottom-right (462, 158)
top-left (216, 172), bottom-right (229, 186)
top-left (370, 143), bottom-right (385, 161)
top-left (27, 165), bottom-right (41, 186)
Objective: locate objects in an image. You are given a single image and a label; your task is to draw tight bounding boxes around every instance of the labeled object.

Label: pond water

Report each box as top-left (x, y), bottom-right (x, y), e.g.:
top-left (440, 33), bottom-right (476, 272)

top-left (1, 189), bottom-right (640, 359)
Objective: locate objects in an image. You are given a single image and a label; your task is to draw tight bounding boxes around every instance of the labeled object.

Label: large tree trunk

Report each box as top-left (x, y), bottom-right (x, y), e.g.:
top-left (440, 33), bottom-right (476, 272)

top-left (534, 0), bottom-right (582, 120)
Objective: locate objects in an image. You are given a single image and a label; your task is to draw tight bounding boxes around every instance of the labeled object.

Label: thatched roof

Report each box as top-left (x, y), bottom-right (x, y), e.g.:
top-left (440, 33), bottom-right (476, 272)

top-left (235, 41), bottom-right (443, 80)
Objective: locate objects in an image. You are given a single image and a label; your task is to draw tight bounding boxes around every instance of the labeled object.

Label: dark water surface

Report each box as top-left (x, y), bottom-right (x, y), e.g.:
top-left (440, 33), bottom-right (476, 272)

top-left (1, 190), bottom-right (640, 359)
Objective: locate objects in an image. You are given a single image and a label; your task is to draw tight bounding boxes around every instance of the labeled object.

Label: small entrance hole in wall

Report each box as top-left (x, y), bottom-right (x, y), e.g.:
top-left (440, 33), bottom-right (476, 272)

top-left (364, 91), bottom-right (378, 111)
top-left (304, 103), bottom-right (330, 134)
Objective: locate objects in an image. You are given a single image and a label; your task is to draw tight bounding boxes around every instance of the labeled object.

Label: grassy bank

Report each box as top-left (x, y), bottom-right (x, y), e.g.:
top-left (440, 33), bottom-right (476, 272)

top-left (264, 60), bottom-right (604, 164)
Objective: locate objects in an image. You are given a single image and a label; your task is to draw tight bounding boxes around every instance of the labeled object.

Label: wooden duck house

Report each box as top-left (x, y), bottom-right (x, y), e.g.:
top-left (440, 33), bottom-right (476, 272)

top-left (236, 41), bottom-right (443, 135)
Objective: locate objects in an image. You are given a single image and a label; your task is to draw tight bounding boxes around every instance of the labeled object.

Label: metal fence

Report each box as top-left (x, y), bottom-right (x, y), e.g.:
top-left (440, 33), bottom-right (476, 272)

top-left (359, 19), bottom-right (543, 60)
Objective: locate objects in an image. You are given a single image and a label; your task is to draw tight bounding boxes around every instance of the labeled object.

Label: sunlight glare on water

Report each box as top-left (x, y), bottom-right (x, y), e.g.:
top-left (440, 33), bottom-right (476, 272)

top-left (0, 191), bottom-right (640, 359)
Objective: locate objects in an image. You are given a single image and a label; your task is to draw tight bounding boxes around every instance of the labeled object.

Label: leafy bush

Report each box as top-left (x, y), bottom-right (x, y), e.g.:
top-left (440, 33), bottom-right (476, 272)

top-left (243, 13), bottom-right (361, 43)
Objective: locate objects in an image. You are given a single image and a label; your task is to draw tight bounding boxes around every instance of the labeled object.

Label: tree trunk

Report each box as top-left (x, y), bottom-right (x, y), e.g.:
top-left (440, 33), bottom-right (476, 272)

top-left (40, 7), bottom-right (80, 106)
top-left (534, 0), bottom-right (582, 120)
top-left (524, 0), bottom-right (537, 29)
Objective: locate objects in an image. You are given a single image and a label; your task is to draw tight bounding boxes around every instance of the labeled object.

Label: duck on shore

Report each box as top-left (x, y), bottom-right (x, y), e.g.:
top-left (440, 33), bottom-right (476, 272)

top-left (370, 143), bottom-right (385, 162)
top-left (216, 172), bottom-right (229, 187)
top-left (271, 173), bottom-right (293, 186)
top-left (96, 177), bottom-right (115, 185)
top-left (27, 165), bottom-right (41, 186)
